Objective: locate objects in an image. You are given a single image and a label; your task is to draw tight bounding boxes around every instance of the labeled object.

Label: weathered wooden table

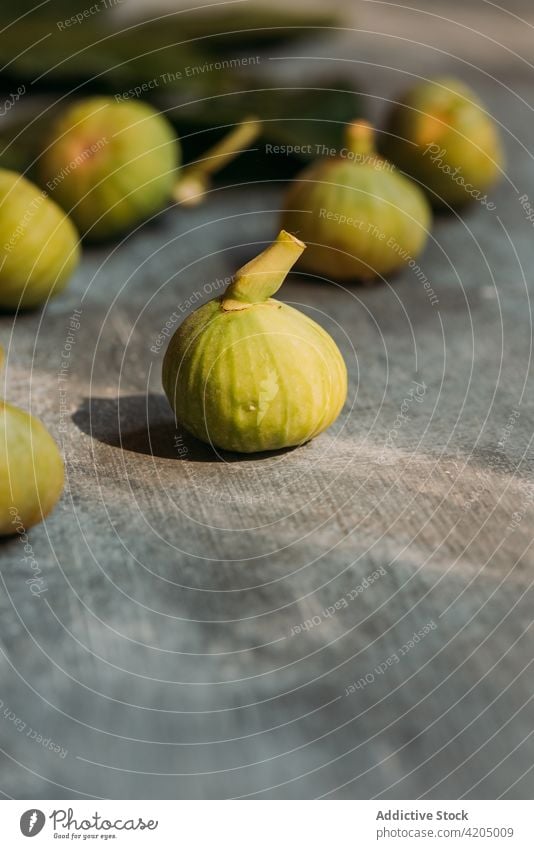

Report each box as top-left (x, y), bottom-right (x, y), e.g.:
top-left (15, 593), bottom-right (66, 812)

top-left (1, 1), bottom-right (534, 799)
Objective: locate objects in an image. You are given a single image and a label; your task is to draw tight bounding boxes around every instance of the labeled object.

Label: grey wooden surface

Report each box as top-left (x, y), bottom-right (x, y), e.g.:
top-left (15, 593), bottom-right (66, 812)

top-left (1, 2), bottom-right (534, 799)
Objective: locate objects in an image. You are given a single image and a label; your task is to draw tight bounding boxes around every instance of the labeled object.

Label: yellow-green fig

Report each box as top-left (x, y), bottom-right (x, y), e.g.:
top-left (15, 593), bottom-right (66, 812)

top-left (0, 169), bottom-right (80, 310)
top-left (0, 348), bottom-right (64, 534)
top-left (381, 77), bottom-right (503, 207)
top-left (281, 121), bottom-right (431, 280)
top-left (38, 98), bottom-right (260, 240)
top-left (162, 231), bottom-right (347, 453)
top-left (39, 97), bottom-right (180, 240)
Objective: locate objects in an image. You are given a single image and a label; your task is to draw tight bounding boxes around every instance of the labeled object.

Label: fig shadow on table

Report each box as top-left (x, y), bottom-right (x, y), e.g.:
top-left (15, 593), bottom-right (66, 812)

top-left (72, 394), bottom-right (295, 463)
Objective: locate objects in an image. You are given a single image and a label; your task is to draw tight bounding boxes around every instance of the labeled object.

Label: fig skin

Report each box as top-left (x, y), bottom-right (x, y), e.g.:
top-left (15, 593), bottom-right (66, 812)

top-left (381, 77), bottom-right (503, 207)
top-left (0, 400), bottom-right (64, 535)
top-left (281, 122), bottom-right (431, 281)
top-left (0, 169), bottom-right (80, 310)
top-left (39, 98), bottom-right (180, 240)
top-left (162, 232), bottom-right (347, 454)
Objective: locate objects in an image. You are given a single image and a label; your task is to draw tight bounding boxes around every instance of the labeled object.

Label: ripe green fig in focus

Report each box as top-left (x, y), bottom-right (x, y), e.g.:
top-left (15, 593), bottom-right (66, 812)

top-left (0, 169), bottom-right (80, 310)
top-left (0, 347), bottom-right (64, 534)
top-left (381, 77), bottom-right (503, 207)
top-left (39, 97), bottom-right (180, 240)
top-left (162, 231), bottom-right (347, 453)
top-left (281, 121), bottom-right (431, 280)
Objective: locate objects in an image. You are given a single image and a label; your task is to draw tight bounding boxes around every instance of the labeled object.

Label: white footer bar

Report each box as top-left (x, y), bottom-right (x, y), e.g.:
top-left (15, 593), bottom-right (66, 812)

top-left (1, 800), bottom-right (531, 847)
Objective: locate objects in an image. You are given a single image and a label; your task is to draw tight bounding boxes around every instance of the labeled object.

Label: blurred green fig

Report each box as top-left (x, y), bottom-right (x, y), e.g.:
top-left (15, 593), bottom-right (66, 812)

top-left (381, 77), bottom-right (503, 207)
top-left (162, 230), bottom-right (347, 453)
top-left (38, 98), bottom-right (260, 240)
top-left (0, 401), bottom-right (64, 535)
top-left (281, 121), bottom-right (431, 280)
top-left (39, 97), bottom-right (180, 240)
top-left (0, 346), bottom-right (64, 534)
top-left (0, 169), bottom-right (79, 310)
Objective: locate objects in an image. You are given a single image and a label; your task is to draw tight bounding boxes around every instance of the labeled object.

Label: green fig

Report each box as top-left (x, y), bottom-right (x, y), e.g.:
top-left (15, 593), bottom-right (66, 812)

top-left (0, 169), bottom-right (79, 310)
top-left (162, 231), bottom-right (347, 453)
top-left (39, 97), bottom-right (180, 240)
top-left (38, 98), bottom-right (261, 240)
top-left (0, 347), bottom-right (64, 534)
top-left (280, 121), bottom-right (431, 280)
top-left (381, 77), bottom-right (503, 207)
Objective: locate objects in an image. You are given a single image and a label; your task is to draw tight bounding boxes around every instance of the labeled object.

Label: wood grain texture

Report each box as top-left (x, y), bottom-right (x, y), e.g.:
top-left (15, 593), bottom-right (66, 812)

top-left (1, 11), bottom-right (534, 798)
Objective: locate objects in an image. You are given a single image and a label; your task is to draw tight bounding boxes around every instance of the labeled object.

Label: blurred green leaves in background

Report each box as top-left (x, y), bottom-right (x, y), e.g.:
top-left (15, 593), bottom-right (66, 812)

top-left (0, 2), bottom-right (363, 180)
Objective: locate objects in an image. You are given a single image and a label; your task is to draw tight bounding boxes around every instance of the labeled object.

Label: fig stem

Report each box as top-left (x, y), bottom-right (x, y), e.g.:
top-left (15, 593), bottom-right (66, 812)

top-left (222, 230), bottom-right (306, 311)
top-left (344, 120), bottom-right (375, 157)
top-left (173, 117), bottom-right (262, 207)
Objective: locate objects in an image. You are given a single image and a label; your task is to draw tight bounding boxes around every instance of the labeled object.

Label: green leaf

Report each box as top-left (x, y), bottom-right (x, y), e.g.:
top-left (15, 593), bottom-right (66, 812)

top-left (0, 8), bottom-right (340, 91)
